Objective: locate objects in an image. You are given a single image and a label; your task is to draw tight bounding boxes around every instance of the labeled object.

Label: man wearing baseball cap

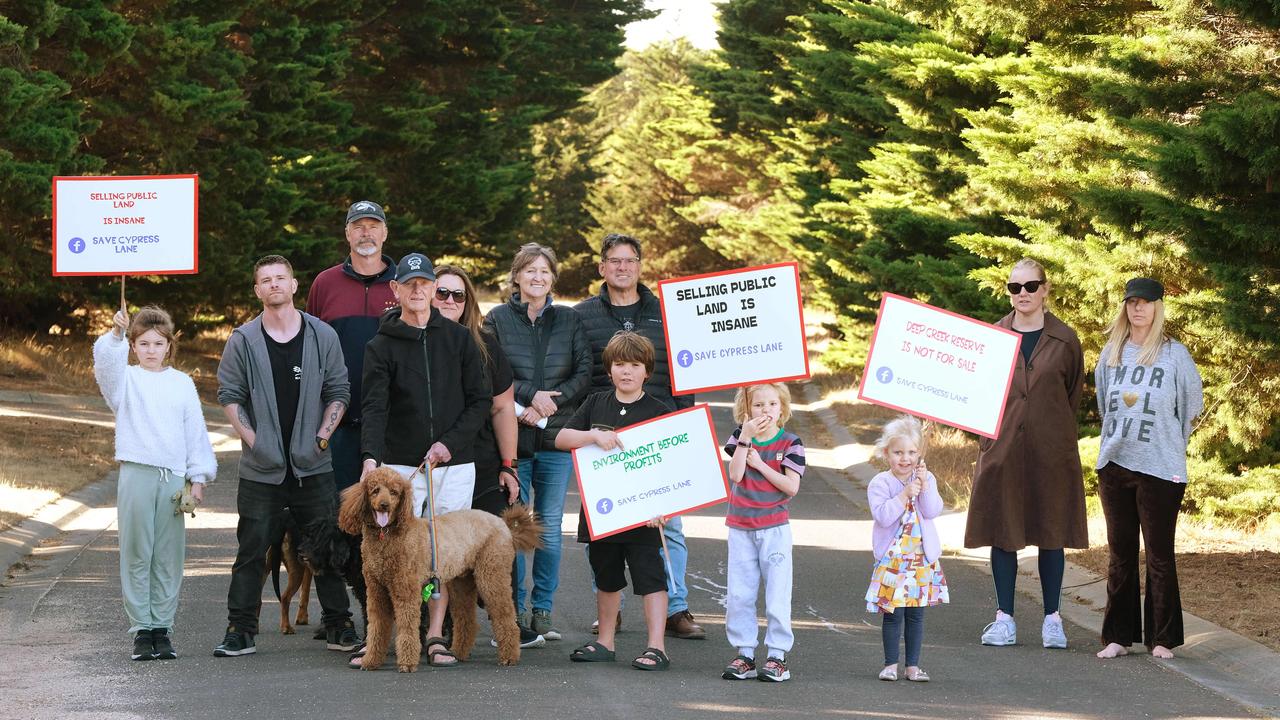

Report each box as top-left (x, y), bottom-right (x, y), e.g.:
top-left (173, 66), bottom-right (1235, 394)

top-left (359, 252), bottom-right (492, 667)
top-left (306, 201), bottom-right (398, 495)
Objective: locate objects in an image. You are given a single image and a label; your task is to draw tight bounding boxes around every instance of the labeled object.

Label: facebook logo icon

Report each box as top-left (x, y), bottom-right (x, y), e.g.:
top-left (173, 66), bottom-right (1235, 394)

top-left (875, 367), bottom-right (894, 384)
top-left (68, 237), bottom-right (86, 254)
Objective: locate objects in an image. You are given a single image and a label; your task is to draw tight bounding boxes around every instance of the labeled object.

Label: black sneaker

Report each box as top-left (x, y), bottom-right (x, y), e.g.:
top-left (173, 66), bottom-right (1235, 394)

top-left (132, 631), bottom-right (154, 661)
top-left (213, 626), bottom-right (256, 657)
top-left (326, 620), bottom-right (361, 651)
top-left (151, 628), bottom-right (177, 660)
top-left (312, 627), bottom-right (327, 640)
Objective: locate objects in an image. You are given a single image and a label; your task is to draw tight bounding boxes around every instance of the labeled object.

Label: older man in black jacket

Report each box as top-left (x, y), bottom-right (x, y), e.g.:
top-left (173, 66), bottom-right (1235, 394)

top-left (573, 233), bottom-right (705, 640)
top-left (360, 251), bottom-right (492, 667)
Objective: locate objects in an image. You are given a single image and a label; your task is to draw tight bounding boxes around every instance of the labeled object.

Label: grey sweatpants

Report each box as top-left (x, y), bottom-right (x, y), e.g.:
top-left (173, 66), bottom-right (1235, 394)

top-left (725, 524), bottom-right (794, 659)
top-left (117, 461), bottom-right (186, 634)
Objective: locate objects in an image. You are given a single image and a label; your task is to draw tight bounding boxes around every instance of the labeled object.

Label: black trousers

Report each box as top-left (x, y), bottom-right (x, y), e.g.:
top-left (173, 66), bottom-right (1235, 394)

top-left (226, 473), bottom-right (352, 634)
top-left (1097, 462), bottom-right (1186, 649)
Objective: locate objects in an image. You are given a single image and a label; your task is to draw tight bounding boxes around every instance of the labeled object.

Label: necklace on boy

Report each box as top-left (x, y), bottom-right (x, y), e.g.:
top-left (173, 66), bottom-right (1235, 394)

top-left (618, 392), bottom-right (644, 416)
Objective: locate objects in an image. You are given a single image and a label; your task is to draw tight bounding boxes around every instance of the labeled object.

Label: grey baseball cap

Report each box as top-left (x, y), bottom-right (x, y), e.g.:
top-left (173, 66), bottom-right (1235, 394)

top-left (345, 200), bottom-right (386, 224)
top-left (396, 252), bottom-right (436, 282)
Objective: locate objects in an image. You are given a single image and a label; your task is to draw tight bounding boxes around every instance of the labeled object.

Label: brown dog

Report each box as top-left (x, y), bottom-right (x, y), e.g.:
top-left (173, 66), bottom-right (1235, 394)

top-left (337, 467), bottom-right (541, 672)
top-left (263, 527), bottom-right (312, 634)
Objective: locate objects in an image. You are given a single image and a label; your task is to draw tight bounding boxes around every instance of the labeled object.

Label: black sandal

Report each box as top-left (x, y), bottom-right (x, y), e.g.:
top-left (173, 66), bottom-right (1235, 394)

top-left (347, 643), bottom-right (367, 669)
top-left (570, 641), bottom-right (616, 662)
top-left (424, 636), bottom-right (459, 668)
top-left (632, 647), bottom-right (669, 671)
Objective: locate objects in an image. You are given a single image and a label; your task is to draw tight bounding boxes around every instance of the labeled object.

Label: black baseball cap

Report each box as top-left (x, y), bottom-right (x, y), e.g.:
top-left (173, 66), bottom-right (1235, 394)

top-left (346, 200), bottom-right (386, 224)
top-left (396, 252), bottom-right (436, 282)
top-left (1124, 277), bottom-right (1164, 302)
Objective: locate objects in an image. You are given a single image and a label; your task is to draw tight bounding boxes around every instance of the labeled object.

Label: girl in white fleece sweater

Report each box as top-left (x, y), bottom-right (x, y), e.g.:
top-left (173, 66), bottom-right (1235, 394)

top-left (93, 307), bottom-right (216, 661)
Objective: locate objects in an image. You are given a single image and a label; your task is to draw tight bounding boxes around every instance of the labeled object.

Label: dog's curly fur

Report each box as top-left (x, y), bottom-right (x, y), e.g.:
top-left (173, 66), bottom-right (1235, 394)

top-left (337, 467), bottom-right (542, 672)
top-left (294, 515), bottom-right (368, 633)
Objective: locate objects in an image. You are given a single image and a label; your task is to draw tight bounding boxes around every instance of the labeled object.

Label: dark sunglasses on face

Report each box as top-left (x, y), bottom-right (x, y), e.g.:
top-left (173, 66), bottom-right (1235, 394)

top-left (1006, 280), bottom-right (1045, 295)
top-left (434, 288), bottom-right (466, 302)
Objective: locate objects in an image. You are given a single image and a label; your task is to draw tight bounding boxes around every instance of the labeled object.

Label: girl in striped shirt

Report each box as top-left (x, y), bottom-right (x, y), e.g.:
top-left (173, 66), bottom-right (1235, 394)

top-left (720, 383), bottom-right (805, 682)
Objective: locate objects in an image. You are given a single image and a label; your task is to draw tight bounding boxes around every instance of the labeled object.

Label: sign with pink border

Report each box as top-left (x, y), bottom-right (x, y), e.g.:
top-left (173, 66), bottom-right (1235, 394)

top-left (52, 175), bottom-right (198, 276)
top-left (858, 293), bottom-right (1020, 439)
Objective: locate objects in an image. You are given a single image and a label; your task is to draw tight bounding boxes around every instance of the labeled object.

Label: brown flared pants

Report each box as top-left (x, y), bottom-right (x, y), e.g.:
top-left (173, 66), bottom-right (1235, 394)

top-left (1097, 462), bottom-right (1186, 650)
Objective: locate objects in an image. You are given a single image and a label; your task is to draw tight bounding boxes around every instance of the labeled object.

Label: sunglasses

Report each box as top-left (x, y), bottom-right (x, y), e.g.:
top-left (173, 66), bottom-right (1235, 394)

top-left (434, 288), bottom-right (466, 302)
top-left (1006, 280), bottom-right (1045, 295)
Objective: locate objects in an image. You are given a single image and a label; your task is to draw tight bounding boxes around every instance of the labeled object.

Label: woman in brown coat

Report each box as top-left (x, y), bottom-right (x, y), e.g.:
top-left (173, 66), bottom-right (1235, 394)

top-left (964, 258), bottom-right (1088, 650)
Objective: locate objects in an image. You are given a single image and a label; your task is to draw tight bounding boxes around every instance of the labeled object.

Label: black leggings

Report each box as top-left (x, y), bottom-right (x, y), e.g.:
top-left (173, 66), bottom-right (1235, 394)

top-left (991, 547), bottom-right (1064, 615)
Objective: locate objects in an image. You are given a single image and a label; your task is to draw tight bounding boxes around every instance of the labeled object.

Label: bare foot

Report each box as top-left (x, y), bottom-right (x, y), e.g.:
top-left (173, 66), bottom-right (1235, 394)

top-left (1096, 642), bottom-right (1129, 659)
top-left (1151, 645), bottom-right (1175, 659)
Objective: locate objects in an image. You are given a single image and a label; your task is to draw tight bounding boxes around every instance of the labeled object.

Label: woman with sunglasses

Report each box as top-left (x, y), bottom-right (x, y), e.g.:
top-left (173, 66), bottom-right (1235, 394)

top-left (964, 258), bottom-right (1088, 650)
top-left (430, 266), bottom-right (523, 516)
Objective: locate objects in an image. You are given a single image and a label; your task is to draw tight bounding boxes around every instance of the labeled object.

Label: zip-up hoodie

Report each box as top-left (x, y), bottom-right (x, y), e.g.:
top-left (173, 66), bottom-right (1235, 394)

top-left (361, 306), bottom-right (492, 468)
top-left (217, 312), bottom-right (350, 485)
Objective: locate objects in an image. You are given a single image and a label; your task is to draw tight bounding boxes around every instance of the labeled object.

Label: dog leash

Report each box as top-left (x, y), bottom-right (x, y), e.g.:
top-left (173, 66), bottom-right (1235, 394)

top-left (415, 458), bottom-right (442, 600)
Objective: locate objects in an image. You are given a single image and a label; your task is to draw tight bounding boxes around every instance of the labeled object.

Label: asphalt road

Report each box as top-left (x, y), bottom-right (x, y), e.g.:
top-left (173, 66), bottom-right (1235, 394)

top-left (0, 392), bottom-right (1258, 719)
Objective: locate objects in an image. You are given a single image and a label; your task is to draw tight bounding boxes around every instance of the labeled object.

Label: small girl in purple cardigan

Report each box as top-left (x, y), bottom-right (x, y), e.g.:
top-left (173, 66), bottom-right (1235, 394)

top-left (864, 415), bottom-right (948, 682)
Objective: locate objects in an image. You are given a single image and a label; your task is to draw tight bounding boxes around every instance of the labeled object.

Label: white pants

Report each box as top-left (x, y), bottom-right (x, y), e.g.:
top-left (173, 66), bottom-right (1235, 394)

top-left (725, 524), bottom-right (794, 659)
top-left (387, 463), bottom-right (475, 518)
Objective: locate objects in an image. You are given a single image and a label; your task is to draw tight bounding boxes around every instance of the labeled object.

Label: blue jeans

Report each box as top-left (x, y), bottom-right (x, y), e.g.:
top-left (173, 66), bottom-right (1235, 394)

top-left (882, 606), bottom-right (925, 666)
top-left (514, 450), bottom-right (572, 613)
top-left (663, 516), bottom-right (689, 613)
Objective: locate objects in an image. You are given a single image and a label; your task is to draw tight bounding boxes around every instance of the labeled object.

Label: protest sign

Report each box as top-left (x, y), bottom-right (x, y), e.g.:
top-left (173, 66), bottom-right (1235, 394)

top-left (52, 175), bottom-right (198, 276)
top-left (658, 262), bottom-right (808, 395)
top-left (573, 405), bottom-right (729, 541)
top-left (858, 293), bottom-right (1020, 438)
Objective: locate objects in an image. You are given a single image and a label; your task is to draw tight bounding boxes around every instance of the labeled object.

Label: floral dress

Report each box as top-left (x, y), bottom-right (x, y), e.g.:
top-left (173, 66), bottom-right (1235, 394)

top-left (865, 499), bottom-right (949, 612)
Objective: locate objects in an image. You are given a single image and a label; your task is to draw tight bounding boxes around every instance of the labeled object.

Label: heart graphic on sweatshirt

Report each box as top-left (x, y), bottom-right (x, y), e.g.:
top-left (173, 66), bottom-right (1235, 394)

top-left (1122, 392), bottom-right (1139, 407)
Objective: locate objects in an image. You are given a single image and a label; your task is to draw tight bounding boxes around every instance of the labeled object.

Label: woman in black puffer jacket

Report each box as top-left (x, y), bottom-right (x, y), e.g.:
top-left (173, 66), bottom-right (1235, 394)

top-left (484, 242), bottom-right (591, 640)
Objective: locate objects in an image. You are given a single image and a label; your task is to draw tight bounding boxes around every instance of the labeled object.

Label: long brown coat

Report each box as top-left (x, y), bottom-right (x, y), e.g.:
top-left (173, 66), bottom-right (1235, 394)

top-left (964, 312), bottom-right (1088, 550)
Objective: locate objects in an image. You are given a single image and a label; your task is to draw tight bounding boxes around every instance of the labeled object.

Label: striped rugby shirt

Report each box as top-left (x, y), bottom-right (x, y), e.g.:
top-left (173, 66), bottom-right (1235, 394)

top-left (723, 426), bottom-right (805, 530)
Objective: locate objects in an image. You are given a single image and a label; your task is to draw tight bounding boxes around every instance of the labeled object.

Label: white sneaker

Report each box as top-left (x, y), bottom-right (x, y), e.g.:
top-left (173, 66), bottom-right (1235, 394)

top-left (1042, 613), bottom-right (1067, 649)
top-left (981, 613), bottom-right (1017, 646)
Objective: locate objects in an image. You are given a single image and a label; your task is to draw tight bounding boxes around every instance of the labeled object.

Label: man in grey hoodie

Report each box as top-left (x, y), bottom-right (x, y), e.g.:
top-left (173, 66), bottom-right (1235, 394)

top-left (214, 254), bottom-right (356, 658)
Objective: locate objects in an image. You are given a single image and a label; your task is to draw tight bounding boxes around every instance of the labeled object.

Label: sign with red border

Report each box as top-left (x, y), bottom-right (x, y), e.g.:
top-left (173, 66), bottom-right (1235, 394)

top-left (573, 404), bottom-right (729, 541)
top-left (858, 293), bottom-right (1020, 439)
top-left (657, 262), bottom-right (809, 396)
top-left (52, 175), bottom-right (198, 276)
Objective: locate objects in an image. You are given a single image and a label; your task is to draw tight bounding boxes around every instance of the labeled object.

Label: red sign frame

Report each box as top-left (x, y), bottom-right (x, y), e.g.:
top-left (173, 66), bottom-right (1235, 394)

top-left (856, 292), bottom-right (1020, 439)
top-left (52, 174), bottom-right (200, 276)
top-left (572, 404), bottom-right (730, 541)
top-left (656, 261), bottom-right (809, 396)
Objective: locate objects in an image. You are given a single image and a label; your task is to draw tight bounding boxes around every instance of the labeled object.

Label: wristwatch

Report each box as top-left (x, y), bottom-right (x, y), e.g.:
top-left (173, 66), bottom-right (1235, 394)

top-left (316, 436), bottom-right (329, 451)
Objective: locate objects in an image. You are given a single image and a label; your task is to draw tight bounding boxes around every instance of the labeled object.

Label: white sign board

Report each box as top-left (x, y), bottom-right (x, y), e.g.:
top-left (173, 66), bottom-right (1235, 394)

top-left (52, 175), bottom-right (198, 276)
top-left (658, 262), bottom-right (809, 395)
top-left (858, 293), bottom-right (1020, 439)
top-left (573, 405), bottom-right (729, 540)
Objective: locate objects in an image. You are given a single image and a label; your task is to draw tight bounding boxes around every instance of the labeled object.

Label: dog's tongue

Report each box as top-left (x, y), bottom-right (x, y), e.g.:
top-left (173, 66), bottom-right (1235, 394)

top-left (375, 511), bottom-right (390, 528)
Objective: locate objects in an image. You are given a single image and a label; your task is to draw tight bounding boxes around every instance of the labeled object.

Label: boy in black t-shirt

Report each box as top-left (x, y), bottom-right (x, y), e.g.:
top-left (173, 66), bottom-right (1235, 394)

top-left (557, 332), bottom-right (674, 671)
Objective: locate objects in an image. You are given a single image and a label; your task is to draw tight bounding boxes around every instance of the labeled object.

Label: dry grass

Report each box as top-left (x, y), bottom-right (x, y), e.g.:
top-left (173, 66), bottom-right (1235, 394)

top-left (0, 415), bottom-right (116, 532)
top-left (0, 326), bottom-right (227, 405)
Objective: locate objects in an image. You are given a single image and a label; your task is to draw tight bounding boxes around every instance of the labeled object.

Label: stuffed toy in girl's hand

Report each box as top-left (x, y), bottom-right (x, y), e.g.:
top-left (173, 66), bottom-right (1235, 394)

top-left (172, 480), bottom-right (197, 517)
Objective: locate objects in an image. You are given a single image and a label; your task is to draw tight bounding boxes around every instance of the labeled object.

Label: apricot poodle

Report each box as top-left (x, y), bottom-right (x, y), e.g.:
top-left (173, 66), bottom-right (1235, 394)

top-left (338, 467), bottom-right (542, 672)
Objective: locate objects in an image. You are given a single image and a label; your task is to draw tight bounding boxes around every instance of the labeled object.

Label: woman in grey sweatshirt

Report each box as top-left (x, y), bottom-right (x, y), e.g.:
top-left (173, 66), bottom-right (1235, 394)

top-left (1093, 278), bottom-right (1203, 661)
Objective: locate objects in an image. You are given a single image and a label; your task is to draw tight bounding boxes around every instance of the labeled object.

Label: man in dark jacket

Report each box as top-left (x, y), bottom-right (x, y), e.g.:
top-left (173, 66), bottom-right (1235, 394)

top-left (360, 251), bottom-right (491, 667)
top-left (573, 233), bottom-right (705, 640)
top-left (305, 200), bottom-right (398, 493)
